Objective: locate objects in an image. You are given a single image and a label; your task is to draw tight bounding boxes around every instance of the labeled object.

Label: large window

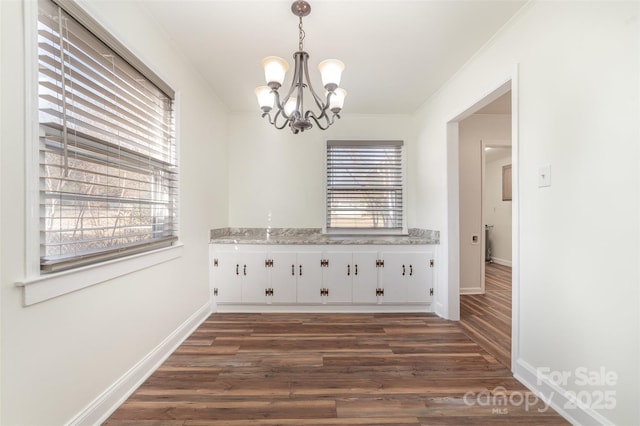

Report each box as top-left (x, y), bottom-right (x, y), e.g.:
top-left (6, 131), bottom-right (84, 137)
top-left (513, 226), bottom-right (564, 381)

top-left (325, 140), bottom-right (405, 233)
top-left (37, 0), bottom-right (177, 273)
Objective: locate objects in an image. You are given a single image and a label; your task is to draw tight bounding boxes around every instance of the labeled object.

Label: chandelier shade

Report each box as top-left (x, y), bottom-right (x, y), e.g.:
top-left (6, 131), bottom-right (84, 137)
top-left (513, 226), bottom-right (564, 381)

top-left (318, 59), bottom-right (344, 91)
top-left (255, 1), bottom-right (346, 134)
top-left (262, 56), bottom-right (289, 89)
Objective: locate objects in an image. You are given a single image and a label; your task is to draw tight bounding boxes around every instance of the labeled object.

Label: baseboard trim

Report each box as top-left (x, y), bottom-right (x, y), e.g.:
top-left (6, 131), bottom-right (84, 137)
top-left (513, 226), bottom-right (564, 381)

top-left (491, 257), bottom-right (512, 267)
top-left (67, 302), bottom-right (211, 426)
top-left (215, 303), bottom-right (433, 314)
top-left (513, 358), bottom-right (613, 426)
top-left (460, 287), bottom-right (484, 295)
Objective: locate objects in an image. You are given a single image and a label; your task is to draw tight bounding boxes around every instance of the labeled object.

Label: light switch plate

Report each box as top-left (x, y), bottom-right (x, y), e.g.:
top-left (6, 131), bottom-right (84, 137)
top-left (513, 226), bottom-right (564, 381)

top-left (538, 164), bottom-right (551, 187)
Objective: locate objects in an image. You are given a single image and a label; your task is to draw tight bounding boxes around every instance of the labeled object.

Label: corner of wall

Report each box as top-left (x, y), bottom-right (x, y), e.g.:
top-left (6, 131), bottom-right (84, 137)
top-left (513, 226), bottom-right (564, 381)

top-left (67, 302), bottom-right (211, 425)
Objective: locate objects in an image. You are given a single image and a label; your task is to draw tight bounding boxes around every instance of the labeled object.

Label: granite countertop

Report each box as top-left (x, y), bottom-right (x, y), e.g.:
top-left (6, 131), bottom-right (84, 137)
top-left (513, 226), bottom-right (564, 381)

top-left (210, 228), bottom-right (439, 245)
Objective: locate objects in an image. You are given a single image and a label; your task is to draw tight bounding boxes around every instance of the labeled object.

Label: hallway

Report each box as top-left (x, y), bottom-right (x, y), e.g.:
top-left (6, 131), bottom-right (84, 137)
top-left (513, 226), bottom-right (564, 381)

top-left (459, 263), bottom-right (512, 367)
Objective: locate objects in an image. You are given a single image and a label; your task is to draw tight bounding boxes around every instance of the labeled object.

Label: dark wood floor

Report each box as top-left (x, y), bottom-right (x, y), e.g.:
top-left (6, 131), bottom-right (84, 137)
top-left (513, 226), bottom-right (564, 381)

top-left (106, 308), bottom-right (568, 424)
top-left (459, 262), bottom-right (512, 368)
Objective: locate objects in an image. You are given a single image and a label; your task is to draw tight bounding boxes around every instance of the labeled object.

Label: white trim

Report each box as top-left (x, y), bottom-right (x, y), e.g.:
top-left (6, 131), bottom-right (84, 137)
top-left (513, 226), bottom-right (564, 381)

top-left (443, 121), bottom-right (460, 320)
top-left (0, 1), bottom-right (3, 422)
top-left (215, 304), bottom-right (433, 314)
top-left (510, 64), bottom-right (520, 373)
top-left (445, 68), bottom-right (519, 365)
top-left (24, 0), bottom-right (40, 279)
top-left (514, 358), bottom-right (614, 426)
top-left (459, 287), bottom-right (483, 295)
top-left (16, 244), bottom-right (183, 306)
top-left (490, 257), bottom-right (512, 267)
top-left (445, 77), bottom-right (513, 321)
top-left (66, 302), bottom-right (211, 426)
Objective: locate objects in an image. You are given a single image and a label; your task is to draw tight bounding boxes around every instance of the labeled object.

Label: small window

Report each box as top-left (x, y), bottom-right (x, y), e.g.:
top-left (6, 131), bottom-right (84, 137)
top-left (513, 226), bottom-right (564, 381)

top-left (37, 0), bottom-right (177, 273)
top-left (325, 140), bottom-right (405, 234)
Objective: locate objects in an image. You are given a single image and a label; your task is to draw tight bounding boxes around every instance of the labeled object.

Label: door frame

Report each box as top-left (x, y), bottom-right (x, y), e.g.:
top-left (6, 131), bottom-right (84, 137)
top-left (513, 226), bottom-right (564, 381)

top-left (481, 141), bottom-right (512, 293)
top-left (445, 65), bottom-right (519, 372)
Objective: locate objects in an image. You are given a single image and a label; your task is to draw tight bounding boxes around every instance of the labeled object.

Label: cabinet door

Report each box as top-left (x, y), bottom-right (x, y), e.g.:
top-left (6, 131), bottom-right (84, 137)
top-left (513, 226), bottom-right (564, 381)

top-left (296, 251), bottom-right (323, 303)
top-left (269, 251), bottom-right (298, 304)
top-left (405, 251), bottom-right (434, 303)
top-left (352, 251), bottom-right (379, 303)
top-left (323, 251), bottom-right (353, 303)
top-left (379, 252), bottom-right (408, 303)
top-left (212, 250), bottom-right (242, 303)
top-left (240, 251), bottom-right (269, 303)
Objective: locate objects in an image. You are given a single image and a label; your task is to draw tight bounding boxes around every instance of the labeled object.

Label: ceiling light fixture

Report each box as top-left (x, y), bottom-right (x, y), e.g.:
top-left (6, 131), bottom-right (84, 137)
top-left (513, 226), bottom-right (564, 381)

top-left (255, 0), bottom-right (346, 134)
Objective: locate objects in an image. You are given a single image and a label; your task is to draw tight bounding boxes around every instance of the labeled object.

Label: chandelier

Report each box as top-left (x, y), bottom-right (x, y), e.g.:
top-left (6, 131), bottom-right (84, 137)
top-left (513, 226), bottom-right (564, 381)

top-left (254, 0), bottom-right (346, 134)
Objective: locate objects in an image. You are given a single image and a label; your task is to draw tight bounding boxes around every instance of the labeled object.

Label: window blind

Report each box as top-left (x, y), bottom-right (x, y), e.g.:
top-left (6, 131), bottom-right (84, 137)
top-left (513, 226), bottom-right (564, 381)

top-left (38, 0), bottom-right (177, 272)
top-left (326, 140), bottom-right (404, 231)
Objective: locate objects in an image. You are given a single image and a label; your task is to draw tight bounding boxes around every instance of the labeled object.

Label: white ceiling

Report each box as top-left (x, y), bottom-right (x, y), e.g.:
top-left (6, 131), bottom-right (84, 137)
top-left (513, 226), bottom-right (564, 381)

top-left (141, 0), bottom-right (527, 115)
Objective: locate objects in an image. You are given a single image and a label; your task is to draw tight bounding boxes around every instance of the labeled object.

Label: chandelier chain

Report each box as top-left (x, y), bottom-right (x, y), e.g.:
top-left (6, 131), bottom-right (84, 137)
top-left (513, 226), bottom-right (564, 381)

top-left (298, 16), bottom-right (305, 51)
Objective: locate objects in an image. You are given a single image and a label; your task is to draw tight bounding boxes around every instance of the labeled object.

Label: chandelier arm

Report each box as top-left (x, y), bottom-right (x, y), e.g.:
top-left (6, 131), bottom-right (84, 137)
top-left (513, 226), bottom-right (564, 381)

top-left (272, 109), bottom-right (291, 130)
top-left (305, 109), bottom-right (334, 130)
top-left (301, 53), bottom-right (327, 111)
top-left (275, 55), bottom-right (304, 125)
top-left (261, 111), bottom-right (275, 125)
top-left (271, 89), bottom-right (292, 122)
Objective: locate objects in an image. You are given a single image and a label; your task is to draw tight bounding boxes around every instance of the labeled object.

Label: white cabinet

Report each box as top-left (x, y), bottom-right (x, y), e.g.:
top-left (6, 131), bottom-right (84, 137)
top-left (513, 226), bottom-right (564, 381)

top-left (211, 244), bottom-right (435, 310)
top-left (293, 251), bottom-right (324, 303)
top-left (270, 250), bottom-right (322, 304)
top-left (266, 251), bottom-right (297, 304)
top-left (239, 251), bottom-right (272, 303)
top-left (320, 251), bottom-right (352, 303)
top-left (322, 251), bottom-right (379, 304)
top-left (294, 250), bottom-right (378, 304)
top-left (379, 251), bottom-right (434, 304)
top-left (212, 249), bottom-right (268, 303)
top-left (352, 251), bottom-right (380, 303)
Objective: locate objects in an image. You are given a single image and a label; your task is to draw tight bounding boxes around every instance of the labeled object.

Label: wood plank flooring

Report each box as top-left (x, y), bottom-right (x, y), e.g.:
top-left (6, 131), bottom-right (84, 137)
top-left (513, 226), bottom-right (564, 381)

top-left (459, 263), bottom-right (512, 368)
top-left (105, 310), bottom-right (568, 425)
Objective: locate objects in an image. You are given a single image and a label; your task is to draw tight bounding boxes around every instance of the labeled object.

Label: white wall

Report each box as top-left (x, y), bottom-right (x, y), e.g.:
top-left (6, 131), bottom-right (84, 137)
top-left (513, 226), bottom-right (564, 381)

top-left (458, 114), bottom-right (511, 292)
top-left (412, 1), bottom-right (638, 424)
top-left (0, 0), bottom-right (229, 424)
top-left (227, 113), bottom-right (413, 228)
top-left (484, 148), bottom-right (512, 265)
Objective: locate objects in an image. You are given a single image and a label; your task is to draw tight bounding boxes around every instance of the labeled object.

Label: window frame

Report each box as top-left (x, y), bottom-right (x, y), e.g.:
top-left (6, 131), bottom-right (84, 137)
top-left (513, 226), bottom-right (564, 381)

top-left (19, 0), bottom-right (182, 305)
top-left (323, 139), bottom-right (408, 236)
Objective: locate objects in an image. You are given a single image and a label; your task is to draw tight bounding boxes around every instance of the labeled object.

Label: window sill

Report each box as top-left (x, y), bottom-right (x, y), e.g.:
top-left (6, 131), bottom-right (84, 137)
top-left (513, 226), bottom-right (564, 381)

top-left (16, 244), bottom-right (183, 306)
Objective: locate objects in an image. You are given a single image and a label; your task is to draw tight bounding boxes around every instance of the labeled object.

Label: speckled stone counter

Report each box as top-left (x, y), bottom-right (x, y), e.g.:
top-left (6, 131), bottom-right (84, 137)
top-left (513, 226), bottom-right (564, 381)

top-left (209, 228), bottom-right (439, 245)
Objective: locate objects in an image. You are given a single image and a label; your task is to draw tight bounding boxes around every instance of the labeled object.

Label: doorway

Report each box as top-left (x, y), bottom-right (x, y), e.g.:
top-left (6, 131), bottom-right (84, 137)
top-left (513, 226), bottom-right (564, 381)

top-left (457, 95), bottom-right (513, 367)
top-left (481, 143), bottom-right (512, 287)
top-left (445, 76), bottom-right (518, 371)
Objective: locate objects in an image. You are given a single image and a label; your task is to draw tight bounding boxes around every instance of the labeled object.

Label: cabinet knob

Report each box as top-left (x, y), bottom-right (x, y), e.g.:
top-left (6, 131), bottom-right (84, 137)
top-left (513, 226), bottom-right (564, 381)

top-left (299, 265), bottom-right (303, 276)
top-left (236, 264), bottom-right (239, 275)
top-left (409, 265), bottom-right (413, 276)
top-left (292, 264), bottom-right (295, 276)
top-left (243, 264), bottom-right (247, 276)
top-left (347, 264), bottom-right (350, 276)
top-left (402, 264), bottom-right (405, 276)
top-left (355, 264), bottom-right (358, 276)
